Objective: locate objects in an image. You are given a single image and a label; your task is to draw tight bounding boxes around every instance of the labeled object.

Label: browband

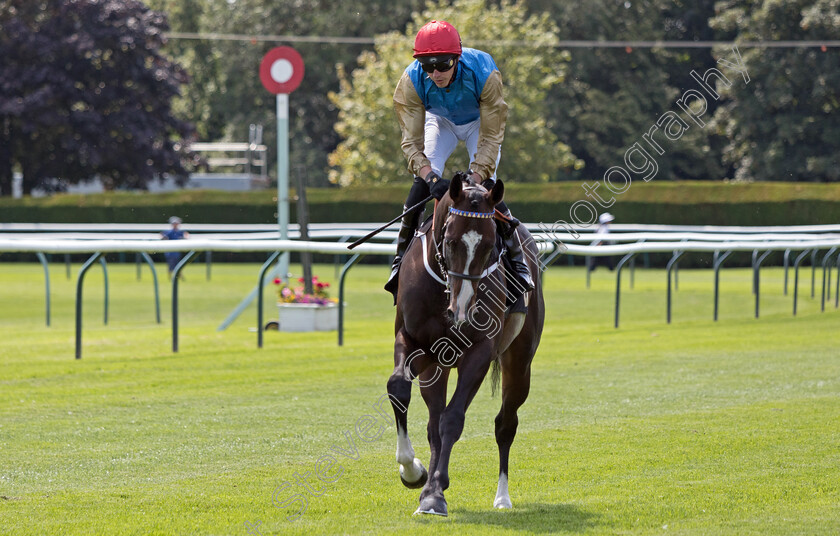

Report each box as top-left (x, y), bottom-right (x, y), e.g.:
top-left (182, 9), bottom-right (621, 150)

top-left (448, 207), bottom-right (495, 219)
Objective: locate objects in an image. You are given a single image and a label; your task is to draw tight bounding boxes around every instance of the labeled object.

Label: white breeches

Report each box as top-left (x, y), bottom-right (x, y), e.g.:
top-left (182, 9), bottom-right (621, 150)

top-left (424, 113), bottom-right (501, 181)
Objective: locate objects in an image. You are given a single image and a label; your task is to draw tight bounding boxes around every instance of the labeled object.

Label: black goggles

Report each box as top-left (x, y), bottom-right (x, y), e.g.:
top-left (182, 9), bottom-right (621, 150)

top-left (420, 56), bottom-right (457, 73)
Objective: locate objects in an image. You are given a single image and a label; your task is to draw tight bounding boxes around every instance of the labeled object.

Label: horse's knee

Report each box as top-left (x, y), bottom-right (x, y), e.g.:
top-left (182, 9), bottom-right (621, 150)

top-left (387, 375), bottom-right (411, 405)
top-left (426, 418), bottom-right (439, 440)
top-left (494, 411), bottom-right (518, 446)
top-left (438, 409), bottom-right (466, 442)
top-left (494, 410), bottom-right (504, 430)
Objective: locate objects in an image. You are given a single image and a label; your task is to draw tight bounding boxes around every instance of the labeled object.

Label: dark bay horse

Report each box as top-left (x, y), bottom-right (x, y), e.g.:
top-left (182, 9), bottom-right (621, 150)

top-left (386, 173), bottom-right (545, 516)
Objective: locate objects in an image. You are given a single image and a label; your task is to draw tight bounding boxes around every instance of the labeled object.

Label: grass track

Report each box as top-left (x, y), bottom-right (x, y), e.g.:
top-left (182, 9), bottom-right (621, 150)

top-left (1, 261), bottom-right (838, 535)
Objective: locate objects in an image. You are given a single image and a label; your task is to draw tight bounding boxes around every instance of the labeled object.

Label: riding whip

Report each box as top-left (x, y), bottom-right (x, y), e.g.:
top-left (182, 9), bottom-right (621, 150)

top-left (347, 195), bottom-right (434, 250)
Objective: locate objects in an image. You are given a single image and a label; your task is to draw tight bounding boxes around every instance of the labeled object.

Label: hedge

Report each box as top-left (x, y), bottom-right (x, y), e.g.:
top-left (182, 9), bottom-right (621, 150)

top-left (1, 181), bottom-right (838, 227)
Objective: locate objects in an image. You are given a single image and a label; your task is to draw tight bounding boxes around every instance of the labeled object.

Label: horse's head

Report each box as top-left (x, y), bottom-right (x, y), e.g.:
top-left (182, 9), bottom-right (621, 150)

top-left (439, 173), bottom-right (505, 325)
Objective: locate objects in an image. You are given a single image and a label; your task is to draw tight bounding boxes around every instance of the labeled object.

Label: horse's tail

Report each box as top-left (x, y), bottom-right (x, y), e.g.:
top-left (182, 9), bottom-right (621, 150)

top-left (490, 353), bottom-right (501, 397)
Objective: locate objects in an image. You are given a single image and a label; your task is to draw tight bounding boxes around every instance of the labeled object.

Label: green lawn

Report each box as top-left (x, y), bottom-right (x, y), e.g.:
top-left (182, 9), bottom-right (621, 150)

top-left (1, 261), bottom-right (838, 535)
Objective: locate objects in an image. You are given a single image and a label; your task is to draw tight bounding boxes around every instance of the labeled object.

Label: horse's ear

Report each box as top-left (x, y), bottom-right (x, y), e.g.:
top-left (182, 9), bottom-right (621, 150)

top-left (449, 175), bottom-right (463, 201)
top-left (490, 179), bottom-right (504, 206)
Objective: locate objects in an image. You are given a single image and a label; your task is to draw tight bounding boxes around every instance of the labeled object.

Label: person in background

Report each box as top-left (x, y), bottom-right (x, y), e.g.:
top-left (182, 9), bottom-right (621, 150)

top-left (160, 216), bottom-right (189, 278)
top-left (589, 212), bottom-right (616, 272)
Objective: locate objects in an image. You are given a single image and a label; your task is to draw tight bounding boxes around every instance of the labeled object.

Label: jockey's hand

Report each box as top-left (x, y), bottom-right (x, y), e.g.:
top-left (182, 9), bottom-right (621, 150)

top-left (481, 178), bottom-right (495, 190)
top-left (425, 171), bottom-right (450, 200)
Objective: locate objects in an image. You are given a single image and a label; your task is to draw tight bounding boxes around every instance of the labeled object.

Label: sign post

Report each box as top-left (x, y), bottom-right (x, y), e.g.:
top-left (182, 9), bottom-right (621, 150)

top-left (260, 46), bottom-right (305, 281)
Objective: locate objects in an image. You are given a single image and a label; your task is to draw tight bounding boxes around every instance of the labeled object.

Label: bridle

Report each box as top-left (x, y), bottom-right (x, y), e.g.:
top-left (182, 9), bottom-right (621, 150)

top-left (432, 203), bottom-right (501, 291)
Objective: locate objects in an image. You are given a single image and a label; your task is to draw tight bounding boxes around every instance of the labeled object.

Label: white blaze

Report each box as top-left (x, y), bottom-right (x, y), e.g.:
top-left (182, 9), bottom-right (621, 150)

top-left (454, 230), bottom-right (482, 322)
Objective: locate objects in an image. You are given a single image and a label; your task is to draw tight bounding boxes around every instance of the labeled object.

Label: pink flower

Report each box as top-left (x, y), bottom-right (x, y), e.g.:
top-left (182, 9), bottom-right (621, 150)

top-left (276, 274), bottom-right (337, 304)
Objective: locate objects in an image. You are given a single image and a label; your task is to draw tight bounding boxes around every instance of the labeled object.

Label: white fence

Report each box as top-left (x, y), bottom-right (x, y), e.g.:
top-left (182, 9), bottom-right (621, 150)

top-left (2, 223), bottom-right (839, 359)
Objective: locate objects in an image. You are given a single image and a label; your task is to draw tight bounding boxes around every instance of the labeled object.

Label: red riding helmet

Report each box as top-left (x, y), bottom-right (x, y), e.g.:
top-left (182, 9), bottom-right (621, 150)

top-left (413, 20), bottom-right (462, 57)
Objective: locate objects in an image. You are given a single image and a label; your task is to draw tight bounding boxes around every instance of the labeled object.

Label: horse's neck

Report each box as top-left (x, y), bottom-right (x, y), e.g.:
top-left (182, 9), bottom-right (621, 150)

top-left (423, 224), bottom-right (443, 276)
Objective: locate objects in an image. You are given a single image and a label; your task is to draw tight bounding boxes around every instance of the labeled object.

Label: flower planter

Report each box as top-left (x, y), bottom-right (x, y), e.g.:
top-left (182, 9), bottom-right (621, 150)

top-left (277, 302), bottom-right (338, 332)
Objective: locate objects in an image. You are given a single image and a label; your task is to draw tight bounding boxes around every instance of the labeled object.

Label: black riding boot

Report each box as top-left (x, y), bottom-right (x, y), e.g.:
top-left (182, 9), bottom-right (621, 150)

top-left (496, 207), bottom-right (535, 294)
top-left (384, 177), bottom-right (429, 301)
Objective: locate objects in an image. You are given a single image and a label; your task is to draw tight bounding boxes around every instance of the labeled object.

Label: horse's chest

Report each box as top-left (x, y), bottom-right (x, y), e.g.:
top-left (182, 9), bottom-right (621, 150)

top-left (406, 310), bottom-right (500, 353)
top-left (404, 312), bottom-right (448, 344)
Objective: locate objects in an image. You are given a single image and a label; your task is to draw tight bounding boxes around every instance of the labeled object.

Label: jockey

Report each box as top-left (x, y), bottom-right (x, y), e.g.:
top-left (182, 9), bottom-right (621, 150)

top-left (385, 19), bottom-right (535, 299)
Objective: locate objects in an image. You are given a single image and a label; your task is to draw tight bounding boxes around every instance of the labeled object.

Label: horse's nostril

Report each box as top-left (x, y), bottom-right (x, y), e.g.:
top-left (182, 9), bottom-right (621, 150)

top-left (446, 309), bottom-right (455, 322)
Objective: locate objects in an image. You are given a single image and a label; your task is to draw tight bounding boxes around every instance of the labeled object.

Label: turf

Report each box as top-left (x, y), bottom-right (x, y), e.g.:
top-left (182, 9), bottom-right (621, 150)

top-left (0, 260), bottom-right (838, 535)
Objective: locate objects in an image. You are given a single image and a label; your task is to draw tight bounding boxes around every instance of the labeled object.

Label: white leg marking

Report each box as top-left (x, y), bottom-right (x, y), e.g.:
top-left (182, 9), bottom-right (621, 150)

top-left (400, 458), bottom-right (425, 483)
top-left (396, 428), bottom-right (424, 482)
top-left (396, 428), bottom-right (415, 465)
top-left (494, 473), bottom-right (512, 509)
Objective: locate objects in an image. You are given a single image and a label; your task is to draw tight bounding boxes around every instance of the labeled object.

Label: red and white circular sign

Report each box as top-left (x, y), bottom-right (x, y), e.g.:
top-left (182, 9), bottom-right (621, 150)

top-left (259, 47), bottom-right (304, 94)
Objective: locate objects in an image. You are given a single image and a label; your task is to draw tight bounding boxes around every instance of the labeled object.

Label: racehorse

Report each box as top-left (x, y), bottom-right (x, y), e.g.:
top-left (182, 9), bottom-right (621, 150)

top-left (386, 173), bottom-right (545, 516)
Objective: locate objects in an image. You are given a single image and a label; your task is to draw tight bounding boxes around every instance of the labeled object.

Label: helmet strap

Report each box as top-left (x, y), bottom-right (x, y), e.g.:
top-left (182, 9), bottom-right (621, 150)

top-left (445, 59), bottom-right (459, 87)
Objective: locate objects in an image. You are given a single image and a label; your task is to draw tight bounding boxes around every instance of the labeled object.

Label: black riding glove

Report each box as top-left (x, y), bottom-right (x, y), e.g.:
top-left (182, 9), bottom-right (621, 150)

top-left (425, 171), bottom-right (450, 200)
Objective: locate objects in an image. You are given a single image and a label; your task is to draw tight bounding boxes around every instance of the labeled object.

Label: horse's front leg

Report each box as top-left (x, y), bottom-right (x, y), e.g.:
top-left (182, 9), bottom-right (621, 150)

top-left (416, 343), bottom-right (494, 516)
top-left (418, 365), bottom-right (450, 502)
top-left (387, 328), bottom-right (431, 489)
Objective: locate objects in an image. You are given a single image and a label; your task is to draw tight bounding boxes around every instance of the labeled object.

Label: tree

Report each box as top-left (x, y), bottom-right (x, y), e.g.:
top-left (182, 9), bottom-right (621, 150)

top-left (149, 0), bottom-right (427, 188)
top-left (327, 0), bottom-right (579, 186)
top-left (0, 0), bottom-right (195, 195)
top-left (540, 0), bottom-right (725, 182)
top-left (710, 0), bottom-right (840, 181)
top-left (146, 0), bottom-right (223, 141)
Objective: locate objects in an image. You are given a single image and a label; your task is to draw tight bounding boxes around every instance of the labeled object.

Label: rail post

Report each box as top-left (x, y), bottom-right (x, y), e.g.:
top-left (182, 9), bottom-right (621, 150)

top-left (36, 252), bottom-right (51, 327)
top-left (171, 251), bottom-right (198, 353)
top-left (138, 252), bottom-right (161, 324)
top-left (753, 250), bottom-right (772, 318)
top-left (338, 253), bottom-right (364, 346)
top-left (666, 251), bottom-right (686, 324)
top-left (792, 249), bottom-right (812, 316)
top-left (819, 247), bottom-right (837, 312)
top-left (256, 251), bottom-right (282, 348)
top-left (614, 253), bottom-right (638, 329)
top-left (713, 250), bottom-right (734, 321)
top-left (75, 252), bottom-right (103, 359)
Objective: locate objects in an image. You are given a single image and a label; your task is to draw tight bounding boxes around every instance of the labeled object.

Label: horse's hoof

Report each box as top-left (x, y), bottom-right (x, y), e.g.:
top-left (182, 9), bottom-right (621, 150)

top-left (414, 495), bottom-right (447, 516)
top-left (399, 460), bottom-right (428, 489)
